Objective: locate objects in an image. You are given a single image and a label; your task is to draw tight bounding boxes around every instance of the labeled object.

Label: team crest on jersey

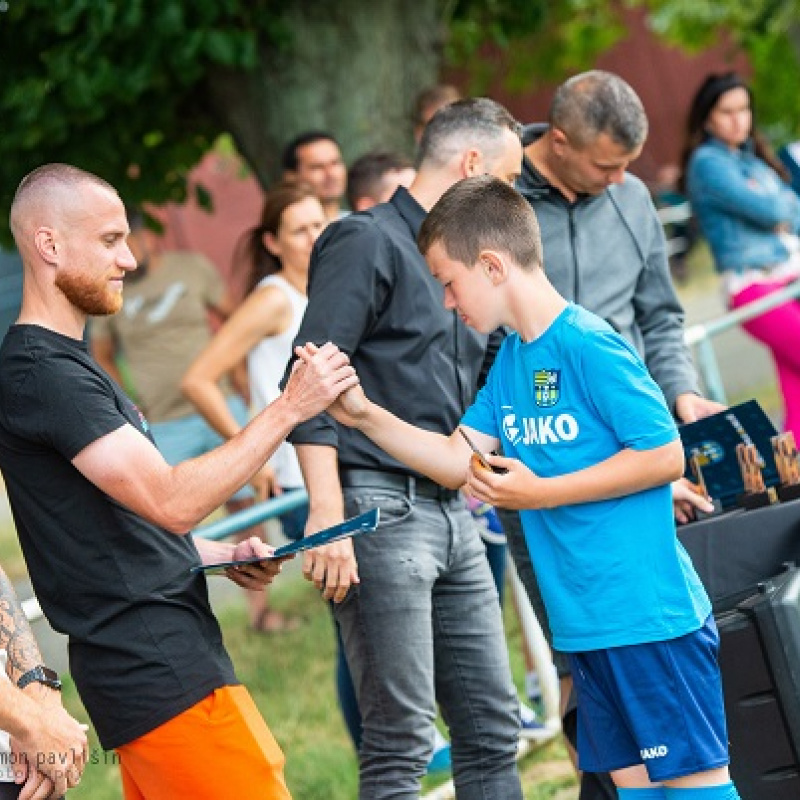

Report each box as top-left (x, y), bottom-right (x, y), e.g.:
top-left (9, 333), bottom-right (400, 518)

top-left (533, 369), bottom-right (560, 407)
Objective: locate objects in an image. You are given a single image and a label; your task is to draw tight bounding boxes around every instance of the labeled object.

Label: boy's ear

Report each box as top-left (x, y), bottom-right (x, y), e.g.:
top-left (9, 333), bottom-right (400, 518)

top-left (479, 251), bottom-right (507, 285)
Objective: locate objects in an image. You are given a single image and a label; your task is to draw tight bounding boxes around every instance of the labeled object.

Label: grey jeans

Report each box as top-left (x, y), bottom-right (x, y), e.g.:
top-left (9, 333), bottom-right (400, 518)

top-left (336, 487), bottom-right (522, 800)
top-left (498, 507), bottom-right (571, 677)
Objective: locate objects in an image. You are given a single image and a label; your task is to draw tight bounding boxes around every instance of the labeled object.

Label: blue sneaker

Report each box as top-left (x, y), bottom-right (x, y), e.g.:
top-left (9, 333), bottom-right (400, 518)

top-left (519, 700), bottom-right (551, 741)
top-left (466, 497), bottom-right (507, 546)
top-left (426, 742), bottom-right (452, 774)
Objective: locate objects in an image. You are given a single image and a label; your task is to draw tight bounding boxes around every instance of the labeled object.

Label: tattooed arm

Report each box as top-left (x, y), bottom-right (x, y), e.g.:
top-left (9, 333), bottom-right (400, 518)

top-left (0, 566), bottom-right (88, 796)
top-left (0, 566), bottom-right (44, 683)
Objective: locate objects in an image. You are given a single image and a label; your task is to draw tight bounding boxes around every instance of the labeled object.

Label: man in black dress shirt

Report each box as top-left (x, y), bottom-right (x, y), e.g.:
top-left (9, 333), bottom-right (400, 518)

top-left (285, 99), bottom-right (524, 799)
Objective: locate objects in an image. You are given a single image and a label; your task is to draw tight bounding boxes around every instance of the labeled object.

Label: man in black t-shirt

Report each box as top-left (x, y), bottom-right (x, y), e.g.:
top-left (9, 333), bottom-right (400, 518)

top-left (0, 163), bottom-right (358, 799)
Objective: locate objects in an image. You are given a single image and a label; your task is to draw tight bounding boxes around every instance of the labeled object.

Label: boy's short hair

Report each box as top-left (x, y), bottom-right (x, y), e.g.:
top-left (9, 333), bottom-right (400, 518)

top-left (418, 175), bottom-right (543, 271)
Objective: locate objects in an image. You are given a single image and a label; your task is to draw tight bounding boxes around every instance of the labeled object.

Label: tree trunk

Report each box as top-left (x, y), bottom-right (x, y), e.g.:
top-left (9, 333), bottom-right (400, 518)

top-left (205, 0), bottom-right (445, 189)
top-left (788, 21), bottom-right (800, 72)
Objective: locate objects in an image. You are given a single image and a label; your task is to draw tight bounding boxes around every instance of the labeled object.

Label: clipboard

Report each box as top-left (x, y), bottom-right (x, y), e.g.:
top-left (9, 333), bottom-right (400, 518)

top-left (191, 508), bottom-right (380, 576)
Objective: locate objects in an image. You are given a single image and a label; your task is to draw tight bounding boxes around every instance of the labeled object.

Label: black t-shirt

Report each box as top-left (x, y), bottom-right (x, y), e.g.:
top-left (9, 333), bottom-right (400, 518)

top-left (0, 325), bottom-right (236, 749)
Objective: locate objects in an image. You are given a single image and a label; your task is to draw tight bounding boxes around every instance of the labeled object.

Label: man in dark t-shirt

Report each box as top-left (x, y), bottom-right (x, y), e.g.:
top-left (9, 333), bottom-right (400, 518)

top-left (0, 163), bottom-right (358, 799)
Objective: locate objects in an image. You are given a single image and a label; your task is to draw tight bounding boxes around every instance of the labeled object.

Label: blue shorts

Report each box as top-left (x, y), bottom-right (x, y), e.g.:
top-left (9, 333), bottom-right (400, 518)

top-left (569, 615), bottom-right (729, 782)
top-left (150, 396), bottom-right (254, 502)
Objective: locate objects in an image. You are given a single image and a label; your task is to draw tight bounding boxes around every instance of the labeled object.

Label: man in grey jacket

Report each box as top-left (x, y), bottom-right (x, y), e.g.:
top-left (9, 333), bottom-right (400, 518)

top-left (505, 70), bottom-right (722, 800)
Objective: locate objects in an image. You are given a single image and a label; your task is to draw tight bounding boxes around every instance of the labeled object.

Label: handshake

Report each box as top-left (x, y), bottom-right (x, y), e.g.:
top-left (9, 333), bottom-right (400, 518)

top-left (290, 342), bottom-right (368, 425)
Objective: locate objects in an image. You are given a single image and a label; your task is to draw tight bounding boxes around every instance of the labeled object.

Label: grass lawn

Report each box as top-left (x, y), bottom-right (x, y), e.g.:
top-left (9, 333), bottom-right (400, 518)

top-left (49, 565), bottom-right (576, 800)
top-left (0, 490), bottom-right (576, 799)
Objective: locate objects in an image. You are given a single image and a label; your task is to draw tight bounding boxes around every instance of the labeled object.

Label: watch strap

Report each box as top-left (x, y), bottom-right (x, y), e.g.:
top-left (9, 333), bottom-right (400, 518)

top-left (16, 665), bottom-right (62, 691)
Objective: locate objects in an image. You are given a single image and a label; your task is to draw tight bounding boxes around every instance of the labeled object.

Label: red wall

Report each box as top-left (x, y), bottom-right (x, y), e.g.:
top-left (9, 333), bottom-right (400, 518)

top-left (464, 9), bottom-right (749, 182)
top-left (152, 151), bottom-right (263, 294)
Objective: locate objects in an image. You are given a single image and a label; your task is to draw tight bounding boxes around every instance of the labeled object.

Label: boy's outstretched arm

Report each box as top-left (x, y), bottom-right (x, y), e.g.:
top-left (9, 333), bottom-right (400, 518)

top-left (466, 440), bottom-right (685, 511)
top-left (318, 362), bottom-right (493, 489)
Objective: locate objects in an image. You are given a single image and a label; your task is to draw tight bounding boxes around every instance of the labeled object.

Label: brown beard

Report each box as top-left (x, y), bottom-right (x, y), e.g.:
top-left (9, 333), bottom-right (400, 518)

top-left (54, 267), bottom-right (122, 316)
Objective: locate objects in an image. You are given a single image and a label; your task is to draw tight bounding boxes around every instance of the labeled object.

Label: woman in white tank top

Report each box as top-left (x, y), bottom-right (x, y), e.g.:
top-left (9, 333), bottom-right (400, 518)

top-left (182, 183), bottom-right (326, 628)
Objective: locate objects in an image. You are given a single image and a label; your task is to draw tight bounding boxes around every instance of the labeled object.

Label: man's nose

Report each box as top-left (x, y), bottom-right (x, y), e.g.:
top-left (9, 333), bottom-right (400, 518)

top-left (119, 244), bottom-right (137, 270)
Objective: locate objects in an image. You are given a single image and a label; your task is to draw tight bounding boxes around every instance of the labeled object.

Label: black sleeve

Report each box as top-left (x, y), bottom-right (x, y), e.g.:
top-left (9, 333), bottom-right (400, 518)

top-left (282, 217), bottom-right (393, 446)
top-left (26, 354), bottom-right (127, 459)
top-left (478, 327), bottom-right (506, 390)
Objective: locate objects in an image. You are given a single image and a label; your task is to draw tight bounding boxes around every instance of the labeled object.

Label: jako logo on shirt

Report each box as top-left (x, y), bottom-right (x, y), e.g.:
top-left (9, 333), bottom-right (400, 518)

top-left (502, 408), bottom-right (523, 446)
top-left (501, 408), bottom-right (580, 446)
top-left (640, 745), bottom-right (669, 760)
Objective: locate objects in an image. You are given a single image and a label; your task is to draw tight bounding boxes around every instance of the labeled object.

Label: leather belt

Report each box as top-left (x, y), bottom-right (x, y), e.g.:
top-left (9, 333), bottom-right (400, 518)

top-left (339, 469), bottom-right (460, 503)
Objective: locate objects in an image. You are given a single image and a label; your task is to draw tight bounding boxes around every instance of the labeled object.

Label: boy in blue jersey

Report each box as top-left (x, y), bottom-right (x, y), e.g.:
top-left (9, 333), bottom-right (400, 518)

top-left (300, 175), bottom-right (741, 800)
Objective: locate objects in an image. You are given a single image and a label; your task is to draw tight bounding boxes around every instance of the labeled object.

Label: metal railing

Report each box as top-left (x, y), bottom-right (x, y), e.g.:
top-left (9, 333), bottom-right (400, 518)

top-left (684, 279), bottom-right (800, 404)
top-left (194, 488), bottom-right (563, 738)
top-left (195, 489), bottom-right (309, 541)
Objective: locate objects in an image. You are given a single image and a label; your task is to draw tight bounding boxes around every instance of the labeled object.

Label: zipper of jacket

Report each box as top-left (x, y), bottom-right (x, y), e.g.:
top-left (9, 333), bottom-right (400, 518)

top-left (568, 206), bottom-right (580, 305)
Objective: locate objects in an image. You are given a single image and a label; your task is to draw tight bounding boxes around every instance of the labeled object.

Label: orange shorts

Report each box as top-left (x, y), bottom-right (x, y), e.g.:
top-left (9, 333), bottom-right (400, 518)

top-left (116, 685), bottom-right (291, 799)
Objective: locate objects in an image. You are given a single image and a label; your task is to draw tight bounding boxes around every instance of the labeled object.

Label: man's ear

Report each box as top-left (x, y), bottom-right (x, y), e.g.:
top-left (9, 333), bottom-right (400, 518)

top-left (550, 127), bottom-right (570, 156)
top-left (34, 227), bottom-right (59, 266)
top-left (461, 148), bottom-right (484, 178)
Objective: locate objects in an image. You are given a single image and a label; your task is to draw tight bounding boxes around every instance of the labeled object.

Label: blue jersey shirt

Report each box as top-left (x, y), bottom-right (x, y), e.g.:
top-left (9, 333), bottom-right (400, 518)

top-left (462, 304), bottom-right (710, 652)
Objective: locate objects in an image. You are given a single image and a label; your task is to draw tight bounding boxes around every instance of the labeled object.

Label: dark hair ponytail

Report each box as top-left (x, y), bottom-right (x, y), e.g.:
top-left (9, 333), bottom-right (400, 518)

top-left (233, 182), bottom-right (318, 296)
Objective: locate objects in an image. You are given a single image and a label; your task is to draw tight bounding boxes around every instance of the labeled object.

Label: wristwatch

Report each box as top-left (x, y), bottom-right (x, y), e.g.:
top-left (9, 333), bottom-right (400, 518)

top-left (16, 665), bottom-right (62, 692)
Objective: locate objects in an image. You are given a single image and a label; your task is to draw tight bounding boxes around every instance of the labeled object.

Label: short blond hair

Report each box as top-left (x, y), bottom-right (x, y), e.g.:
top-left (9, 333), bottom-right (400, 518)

top-left (10, 163), bottom-right (117, 242)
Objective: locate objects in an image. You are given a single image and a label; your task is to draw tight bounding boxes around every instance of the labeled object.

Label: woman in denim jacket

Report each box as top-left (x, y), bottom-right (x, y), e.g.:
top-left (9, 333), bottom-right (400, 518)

top-left (682, 72), bottom-right (800, 436)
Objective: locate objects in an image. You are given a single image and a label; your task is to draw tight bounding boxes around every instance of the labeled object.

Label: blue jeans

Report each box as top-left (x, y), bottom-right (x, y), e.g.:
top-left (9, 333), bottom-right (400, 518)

top-left (336, 487), bottom-right (522, 800)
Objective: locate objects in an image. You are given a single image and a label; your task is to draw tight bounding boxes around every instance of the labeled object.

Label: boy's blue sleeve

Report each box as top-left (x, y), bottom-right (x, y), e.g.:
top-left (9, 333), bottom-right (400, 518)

top-left (580, 330), bottom-right (678, 451)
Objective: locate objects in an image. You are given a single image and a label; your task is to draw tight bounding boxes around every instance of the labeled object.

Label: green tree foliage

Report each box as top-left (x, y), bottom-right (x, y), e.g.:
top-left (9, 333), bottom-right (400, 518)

top-left (0, 0), bottom-right (626, 245)
top-left (0, 0), bottom-right (443, 244)
top-left (447, 0), bottom-right (625, 94)
top-left (0, 1), bottom-right (270, 222)
top-left (7, 0), bottom-right (796, 249)
top-left (640, 0), bottom-right (800, 142)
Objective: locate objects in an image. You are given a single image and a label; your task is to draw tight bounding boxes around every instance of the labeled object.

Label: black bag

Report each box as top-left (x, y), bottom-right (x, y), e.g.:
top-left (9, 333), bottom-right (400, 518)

top-left (717, 563), bottom-right (800, 799)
